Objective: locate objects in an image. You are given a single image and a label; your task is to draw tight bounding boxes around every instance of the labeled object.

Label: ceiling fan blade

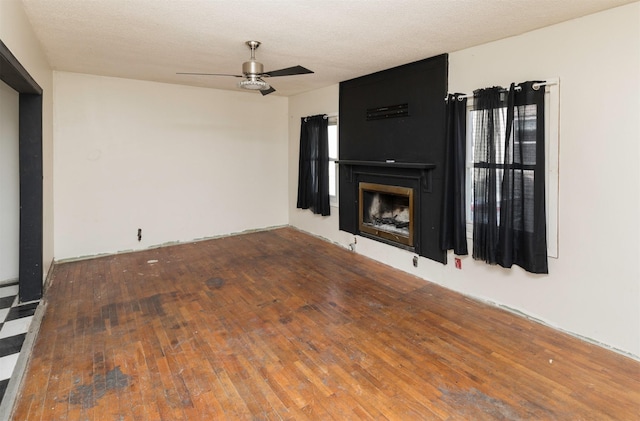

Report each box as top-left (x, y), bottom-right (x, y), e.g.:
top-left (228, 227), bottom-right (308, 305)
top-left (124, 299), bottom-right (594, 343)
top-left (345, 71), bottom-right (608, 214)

top-left (264, 66), bottom-right (313, 77)
top-left (176, 72), bottom-right (243, 77)
top-left (260, 86), bottom-right (276, 96)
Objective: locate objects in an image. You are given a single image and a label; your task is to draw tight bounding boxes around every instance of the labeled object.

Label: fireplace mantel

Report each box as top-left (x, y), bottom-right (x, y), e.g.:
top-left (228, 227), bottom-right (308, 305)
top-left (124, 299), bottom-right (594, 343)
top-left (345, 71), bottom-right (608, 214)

top-left (337, 160), bottom-right (436, 192)
top-left (336, 160), bottom-right (436, 170)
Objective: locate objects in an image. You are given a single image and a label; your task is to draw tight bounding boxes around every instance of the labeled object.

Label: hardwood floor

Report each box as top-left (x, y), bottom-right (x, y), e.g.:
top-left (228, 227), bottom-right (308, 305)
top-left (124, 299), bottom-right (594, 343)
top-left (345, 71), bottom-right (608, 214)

top-left (11, 227), bottom-right (640, 420)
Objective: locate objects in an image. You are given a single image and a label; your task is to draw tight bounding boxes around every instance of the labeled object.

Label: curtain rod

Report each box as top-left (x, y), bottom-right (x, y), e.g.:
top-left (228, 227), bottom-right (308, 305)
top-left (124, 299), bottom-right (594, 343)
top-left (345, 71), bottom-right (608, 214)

top-left (444, 80), bottom-right (558, 102)
top-left (303, 113), bottom-right (338, 122)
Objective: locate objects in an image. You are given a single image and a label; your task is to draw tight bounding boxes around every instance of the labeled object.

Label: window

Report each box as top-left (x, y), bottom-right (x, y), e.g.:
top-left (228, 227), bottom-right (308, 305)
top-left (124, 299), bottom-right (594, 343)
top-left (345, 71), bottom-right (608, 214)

top-left (465, 103), bottom-right (508, 228)
top-left (465, 80), bottom-right (559, 258)
top-left (328, 115), bottom-right (339, 206)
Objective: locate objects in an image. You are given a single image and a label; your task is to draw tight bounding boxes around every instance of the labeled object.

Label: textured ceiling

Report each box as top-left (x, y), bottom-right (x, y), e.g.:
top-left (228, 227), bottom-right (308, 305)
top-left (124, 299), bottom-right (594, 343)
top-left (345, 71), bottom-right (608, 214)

top-left (20, 0), bottom-right (635, 96)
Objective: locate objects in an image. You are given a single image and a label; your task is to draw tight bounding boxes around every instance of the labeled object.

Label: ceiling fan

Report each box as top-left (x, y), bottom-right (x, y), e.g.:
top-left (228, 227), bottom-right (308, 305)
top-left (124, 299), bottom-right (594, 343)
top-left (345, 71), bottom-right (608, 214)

top-left (177, 41), bottom-right (313, 96)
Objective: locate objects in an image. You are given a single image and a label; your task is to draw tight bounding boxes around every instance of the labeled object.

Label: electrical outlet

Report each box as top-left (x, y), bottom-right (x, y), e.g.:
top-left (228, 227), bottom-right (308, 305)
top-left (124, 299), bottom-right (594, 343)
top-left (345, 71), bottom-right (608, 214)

top-left (137, 228), bottom-right (142, 242)
top-left (413, 256), bottom-right (418, 267)
top-left (455, 258), bottom-right (462, 269)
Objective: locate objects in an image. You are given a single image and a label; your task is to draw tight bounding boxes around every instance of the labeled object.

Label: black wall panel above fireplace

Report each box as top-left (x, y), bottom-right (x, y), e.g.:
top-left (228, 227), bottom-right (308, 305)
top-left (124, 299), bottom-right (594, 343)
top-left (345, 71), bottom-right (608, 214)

top-left (338, 54), bottom-right (448, 264)
top-left (339, 54), bottom-right (448, 163)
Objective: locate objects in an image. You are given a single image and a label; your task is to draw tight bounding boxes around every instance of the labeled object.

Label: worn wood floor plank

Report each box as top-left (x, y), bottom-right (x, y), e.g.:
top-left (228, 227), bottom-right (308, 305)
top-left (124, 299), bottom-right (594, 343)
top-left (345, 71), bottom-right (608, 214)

top-left (11, 227), bottom-right (640, 420)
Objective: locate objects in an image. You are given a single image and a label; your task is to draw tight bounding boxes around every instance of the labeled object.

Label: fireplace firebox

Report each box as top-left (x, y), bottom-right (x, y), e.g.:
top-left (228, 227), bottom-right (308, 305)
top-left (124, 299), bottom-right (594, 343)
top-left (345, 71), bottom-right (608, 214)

top-left (359, 182), bottom-right (414, 248)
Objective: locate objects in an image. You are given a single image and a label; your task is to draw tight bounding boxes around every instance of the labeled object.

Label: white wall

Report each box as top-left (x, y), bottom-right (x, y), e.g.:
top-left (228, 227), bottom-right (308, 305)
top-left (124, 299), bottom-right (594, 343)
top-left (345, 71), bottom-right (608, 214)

top-left (0, 0), bottom-right (54, 281)
top-left (288, 3), bottom-right (640, 358)
top-left (0, 81), bottom-right (19, 283)
top-left (54, 72), bottom-right (289, 259)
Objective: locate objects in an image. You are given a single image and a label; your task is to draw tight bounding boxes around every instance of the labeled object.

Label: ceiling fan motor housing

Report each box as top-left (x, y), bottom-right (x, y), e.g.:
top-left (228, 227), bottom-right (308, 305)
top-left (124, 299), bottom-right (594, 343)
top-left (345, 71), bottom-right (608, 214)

top-left (242, 60), bottom-right (263, 76)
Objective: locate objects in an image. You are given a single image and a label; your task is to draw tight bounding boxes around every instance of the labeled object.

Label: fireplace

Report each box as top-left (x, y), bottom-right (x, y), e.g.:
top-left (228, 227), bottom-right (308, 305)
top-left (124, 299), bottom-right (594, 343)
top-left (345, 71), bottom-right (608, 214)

top-left (359, 182), bottom-right (415, 248)
top-left (338, 160), bottom-right (444, 261)
top-left (337, 51), bottom-right (448, 263)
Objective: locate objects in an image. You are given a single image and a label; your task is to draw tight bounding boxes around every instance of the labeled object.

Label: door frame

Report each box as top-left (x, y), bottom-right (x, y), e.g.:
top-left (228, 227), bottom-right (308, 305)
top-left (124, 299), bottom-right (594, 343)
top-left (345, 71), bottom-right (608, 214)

top-left (0, 40), bottom-right (44, 302)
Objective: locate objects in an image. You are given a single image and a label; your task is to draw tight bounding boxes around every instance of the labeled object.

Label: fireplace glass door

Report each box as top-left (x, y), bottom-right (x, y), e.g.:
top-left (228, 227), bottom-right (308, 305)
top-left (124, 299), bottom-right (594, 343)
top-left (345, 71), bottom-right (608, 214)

top-left (359, 182), bottom-right (414, 247)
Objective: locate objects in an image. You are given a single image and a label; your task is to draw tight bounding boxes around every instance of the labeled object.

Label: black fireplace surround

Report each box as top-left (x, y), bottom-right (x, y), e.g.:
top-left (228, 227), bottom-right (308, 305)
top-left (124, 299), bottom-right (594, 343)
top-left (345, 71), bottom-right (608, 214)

top-left (338, 54), bottom-right (448, 263)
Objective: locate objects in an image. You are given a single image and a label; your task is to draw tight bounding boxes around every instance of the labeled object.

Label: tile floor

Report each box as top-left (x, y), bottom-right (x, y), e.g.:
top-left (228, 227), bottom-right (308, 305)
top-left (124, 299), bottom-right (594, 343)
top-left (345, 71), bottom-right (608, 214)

top-left (0, 282), bottom-right (39, 405)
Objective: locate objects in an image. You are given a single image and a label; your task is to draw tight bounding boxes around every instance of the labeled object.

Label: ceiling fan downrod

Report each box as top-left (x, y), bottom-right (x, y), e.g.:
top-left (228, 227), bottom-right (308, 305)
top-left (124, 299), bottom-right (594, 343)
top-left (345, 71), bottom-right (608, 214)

top-left (243, 41), bottom-right (263, 75)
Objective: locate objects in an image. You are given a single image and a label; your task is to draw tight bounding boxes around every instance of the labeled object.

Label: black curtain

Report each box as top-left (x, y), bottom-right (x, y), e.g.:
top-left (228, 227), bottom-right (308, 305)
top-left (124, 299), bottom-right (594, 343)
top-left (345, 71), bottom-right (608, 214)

top-left (472, 87), bottom-right (504, 264)
top-left (296, 114), bottom-right (330, 216)
top-left (471, 83), bottom-right (548, 274)
top-left (440, 94), bottom-right (468, 255)
top-left (499, 82), bottom-right (548, 273)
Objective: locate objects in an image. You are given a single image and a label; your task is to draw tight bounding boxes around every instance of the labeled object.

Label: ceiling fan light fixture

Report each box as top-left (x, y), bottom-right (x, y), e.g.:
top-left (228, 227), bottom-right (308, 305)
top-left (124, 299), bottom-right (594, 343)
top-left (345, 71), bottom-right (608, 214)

top-left (238, 78), bottom-right (270, 91)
